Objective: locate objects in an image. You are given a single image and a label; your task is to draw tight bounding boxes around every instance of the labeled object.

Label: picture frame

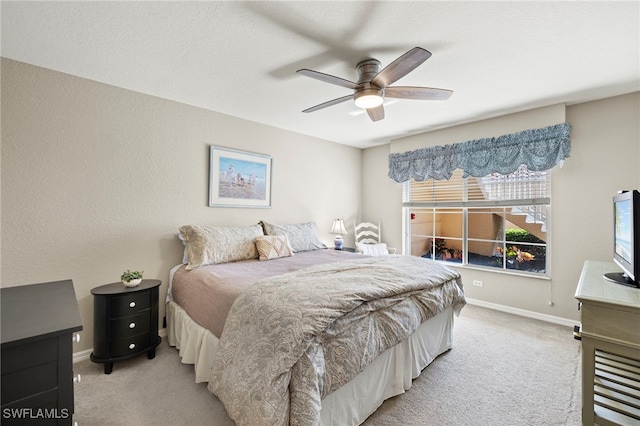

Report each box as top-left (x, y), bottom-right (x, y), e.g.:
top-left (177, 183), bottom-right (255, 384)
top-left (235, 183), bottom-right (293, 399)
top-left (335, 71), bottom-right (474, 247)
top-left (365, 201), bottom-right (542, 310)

top-left (209, 146), bottom-right (272, 208)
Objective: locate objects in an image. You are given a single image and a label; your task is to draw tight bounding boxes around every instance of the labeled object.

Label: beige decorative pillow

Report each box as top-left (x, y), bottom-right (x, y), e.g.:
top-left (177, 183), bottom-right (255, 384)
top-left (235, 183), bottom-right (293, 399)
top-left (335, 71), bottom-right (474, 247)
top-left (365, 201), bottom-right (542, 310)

top-left (179, 224), bottom-right (264, 270)
top-left (255, 235), bottom-right (294, 261)
top-left (260, 221), bottom-right (325, 252)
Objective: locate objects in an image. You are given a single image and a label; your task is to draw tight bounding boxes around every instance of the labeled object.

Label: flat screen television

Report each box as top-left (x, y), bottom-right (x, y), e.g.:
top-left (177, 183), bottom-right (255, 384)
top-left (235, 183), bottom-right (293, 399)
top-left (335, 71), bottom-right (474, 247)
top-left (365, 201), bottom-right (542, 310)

top-left (604, 189), bottom-right (640, 287)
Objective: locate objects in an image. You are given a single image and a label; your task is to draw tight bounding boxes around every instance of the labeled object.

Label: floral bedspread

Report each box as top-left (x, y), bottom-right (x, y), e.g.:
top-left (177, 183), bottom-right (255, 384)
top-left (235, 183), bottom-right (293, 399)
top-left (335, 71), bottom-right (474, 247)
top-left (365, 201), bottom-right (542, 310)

top-left (209, 255), bottom-right (465, 426)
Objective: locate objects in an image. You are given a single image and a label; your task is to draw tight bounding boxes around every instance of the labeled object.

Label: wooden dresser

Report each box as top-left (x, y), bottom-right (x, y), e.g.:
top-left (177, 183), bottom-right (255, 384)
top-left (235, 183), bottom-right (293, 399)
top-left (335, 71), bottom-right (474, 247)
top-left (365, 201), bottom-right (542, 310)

top-left (1, 280), bottom-right (83, 425)
top-left (90, 279), bottom-right (161, 374)
top-left (575, 261), bottom-right (640, 425)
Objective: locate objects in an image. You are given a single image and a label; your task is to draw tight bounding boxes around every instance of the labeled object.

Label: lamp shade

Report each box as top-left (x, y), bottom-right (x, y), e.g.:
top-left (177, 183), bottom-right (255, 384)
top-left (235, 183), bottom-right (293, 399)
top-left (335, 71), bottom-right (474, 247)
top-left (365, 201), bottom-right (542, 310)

top-left (354, 88), bottom-right (384, 109)
top-left (330, 219), bottom-right (348, 235)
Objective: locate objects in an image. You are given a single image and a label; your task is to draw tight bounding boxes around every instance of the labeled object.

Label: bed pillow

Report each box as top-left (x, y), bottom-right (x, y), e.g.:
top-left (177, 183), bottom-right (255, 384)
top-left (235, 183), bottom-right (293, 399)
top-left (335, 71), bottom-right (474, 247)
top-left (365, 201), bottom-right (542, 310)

top-left (178, 233), bottom-right (189, 264)
top-left (255, 235), bottom-right (294, 261)
top-left (260, 221), bottom-right (325, 252)
top-left (179, 224), bottom-right (264, 269)
top-left (356, 242), bottom-right (389, 256)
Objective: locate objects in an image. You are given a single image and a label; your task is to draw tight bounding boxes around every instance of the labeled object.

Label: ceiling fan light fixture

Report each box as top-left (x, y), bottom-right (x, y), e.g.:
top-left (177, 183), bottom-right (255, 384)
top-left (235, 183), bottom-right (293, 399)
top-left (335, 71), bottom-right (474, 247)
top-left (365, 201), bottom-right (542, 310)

top-left (298, 47), bottom-right (451, 121)
top-left (354, 88), bottom-right (384, 109)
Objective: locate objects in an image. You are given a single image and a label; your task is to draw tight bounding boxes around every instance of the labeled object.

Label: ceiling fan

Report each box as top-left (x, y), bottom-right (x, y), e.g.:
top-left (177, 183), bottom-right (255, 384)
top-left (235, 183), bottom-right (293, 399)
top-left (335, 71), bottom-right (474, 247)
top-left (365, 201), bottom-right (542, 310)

top-left (297, 47), bottom-right (453, 122)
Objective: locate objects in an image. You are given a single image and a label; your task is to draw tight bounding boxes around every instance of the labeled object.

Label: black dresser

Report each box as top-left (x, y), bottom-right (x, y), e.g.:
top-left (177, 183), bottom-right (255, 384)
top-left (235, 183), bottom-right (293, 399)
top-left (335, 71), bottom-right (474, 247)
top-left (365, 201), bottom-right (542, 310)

top-left (1, 280), bottom-right (83, 425)
top-left (90, 279), bottom-right (161, 374)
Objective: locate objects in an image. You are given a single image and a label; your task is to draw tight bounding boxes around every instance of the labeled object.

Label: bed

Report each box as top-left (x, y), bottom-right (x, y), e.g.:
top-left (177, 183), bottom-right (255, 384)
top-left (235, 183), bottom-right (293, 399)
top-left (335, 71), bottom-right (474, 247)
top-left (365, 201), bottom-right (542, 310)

top-left (166, 222), bottom-right (466, 426)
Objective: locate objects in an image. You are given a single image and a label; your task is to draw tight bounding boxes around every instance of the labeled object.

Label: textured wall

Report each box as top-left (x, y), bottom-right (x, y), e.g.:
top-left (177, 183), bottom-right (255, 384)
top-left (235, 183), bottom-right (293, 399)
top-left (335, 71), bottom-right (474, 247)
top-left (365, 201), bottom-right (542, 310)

top-left (1, 59), bottom-right (362, 353)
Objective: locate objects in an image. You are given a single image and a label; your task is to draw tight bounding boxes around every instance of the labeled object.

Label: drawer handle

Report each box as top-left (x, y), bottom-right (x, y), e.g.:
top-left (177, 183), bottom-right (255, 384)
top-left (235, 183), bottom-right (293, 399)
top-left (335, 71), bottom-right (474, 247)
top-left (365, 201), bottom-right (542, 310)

top-left (74, 374), bottom-right (81, 384)
top-left (129, 301), bottom-right (136, 308)
top-left (73, 333), bottom-right (81, 343)
top-left (128, 343), bottom-right (136, 350)
top-left (129, 322), bottom-right (136, 329)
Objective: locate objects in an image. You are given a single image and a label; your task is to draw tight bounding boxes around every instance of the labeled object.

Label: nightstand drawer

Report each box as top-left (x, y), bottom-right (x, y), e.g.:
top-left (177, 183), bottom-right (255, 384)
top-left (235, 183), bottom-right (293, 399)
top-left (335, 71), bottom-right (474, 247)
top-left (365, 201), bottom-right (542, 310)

top-left (110, 312), bottom-right (151, 339)
top-left (110, 292), bottom-right (150, 318)
top-left (110, 333), bottom-right (152, 358)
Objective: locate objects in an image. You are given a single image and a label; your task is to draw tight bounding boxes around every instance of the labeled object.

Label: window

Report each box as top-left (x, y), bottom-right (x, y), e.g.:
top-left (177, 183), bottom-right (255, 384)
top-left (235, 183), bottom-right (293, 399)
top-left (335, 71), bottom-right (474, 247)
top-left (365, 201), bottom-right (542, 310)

top-left (404, 165), bottom-right (550, 276)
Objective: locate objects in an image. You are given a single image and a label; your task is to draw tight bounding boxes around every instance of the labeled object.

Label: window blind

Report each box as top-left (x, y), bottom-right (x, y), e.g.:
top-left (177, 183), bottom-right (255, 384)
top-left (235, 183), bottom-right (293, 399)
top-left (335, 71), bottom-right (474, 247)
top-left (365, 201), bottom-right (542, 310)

top-left (404, 165), bottom-right (550, 207)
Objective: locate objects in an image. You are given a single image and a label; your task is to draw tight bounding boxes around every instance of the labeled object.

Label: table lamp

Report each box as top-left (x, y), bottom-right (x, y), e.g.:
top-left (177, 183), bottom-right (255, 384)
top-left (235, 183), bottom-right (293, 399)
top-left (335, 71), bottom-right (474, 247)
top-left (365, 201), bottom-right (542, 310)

top-left (330, 219), bottom-right (348, 250)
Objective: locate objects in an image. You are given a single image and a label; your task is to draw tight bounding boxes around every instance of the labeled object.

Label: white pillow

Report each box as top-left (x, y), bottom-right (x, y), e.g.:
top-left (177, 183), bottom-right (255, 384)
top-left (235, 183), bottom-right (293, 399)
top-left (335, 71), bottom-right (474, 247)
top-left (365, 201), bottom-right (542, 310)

top-left (260, 221), bottom-right (325, 252)
top-left (178, 233), bottom-right (189, 264)
top-left (179, 224), bottom-right (264, 269)
top-left (356, 242), bottom-right (389, 256)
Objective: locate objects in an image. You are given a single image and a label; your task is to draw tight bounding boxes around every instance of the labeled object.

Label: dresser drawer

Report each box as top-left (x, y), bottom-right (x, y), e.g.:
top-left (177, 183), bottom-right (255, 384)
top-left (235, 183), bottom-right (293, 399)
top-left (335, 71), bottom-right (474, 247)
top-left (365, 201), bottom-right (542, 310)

top-left (1, 337), bottom-right (58, 375)
top-left (110, 292), bottom-right (151, 318)
top-left (1, 361), bottom-right (58, 405)
top-left (110, 312), bottom-right (151, 339)
top-left (110, 333), bottom-right (153, 358)
top-left (2, 389), bottom-right (60, 426)
top-left (2, 337), bottom-right (59, 406)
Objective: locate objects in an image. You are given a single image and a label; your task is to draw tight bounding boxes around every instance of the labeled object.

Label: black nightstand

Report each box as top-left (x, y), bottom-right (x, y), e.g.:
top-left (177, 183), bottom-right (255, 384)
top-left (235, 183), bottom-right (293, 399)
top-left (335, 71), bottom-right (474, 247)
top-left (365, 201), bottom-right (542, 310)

top-left (90, 279), bottom-right (161, 374)
top-left (335, 247), bottom-right (356, 252)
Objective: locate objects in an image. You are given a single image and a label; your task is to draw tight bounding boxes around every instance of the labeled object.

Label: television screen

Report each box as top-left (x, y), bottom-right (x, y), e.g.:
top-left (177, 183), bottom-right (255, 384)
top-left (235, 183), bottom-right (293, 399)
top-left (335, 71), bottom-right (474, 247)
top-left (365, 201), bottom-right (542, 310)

top-left (614, 198), bottom-right (632, 264)
top-left (606, 190), bottom-right (639, 287)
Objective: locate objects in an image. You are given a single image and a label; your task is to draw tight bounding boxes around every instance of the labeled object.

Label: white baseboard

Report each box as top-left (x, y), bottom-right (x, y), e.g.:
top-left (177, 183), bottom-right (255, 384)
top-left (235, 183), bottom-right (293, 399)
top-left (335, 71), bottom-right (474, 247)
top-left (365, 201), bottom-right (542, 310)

top-left (465, 298), bottom-right (577, 328)
top-left (73, 348), bottom-right (92, 363)
top-left (74, 327), bottom-right (168, 363)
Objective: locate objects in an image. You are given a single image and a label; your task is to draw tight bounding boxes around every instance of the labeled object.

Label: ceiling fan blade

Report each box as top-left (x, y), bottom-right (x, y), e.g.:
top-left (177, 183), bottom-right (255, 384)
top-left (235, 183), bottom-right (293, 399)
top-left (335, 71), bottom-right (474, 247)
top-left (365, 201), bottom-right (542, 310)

top-left (302, 95), bottom-right (353, 113)
top-left (297, 69), bottom-right (363, 90)
top-left (385, 86), bottom-right (453, 100)
top-left (370, 47), bottom-right (432, 88)
top-left (366, 105), bottom-right (385, 122)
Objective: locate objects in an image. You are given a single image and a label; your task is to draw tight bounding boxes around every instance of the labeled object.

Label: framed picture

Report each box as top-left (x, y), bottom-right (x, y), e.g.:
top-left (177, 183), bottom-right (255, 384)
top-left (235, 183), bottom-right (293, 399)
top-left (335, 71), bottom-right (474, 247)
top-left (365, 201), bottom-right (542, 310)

top-left (209, 146), bottom-right (272, 208)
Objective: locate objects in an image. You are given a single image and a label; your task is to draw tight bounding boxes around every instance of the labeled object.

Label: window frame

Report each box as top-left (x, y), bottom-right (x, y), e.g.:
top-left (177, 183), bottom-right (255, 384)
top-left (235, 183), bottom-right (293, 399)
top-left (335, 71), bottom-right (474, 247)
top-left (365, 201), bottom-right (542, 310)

top-left (403, 168), bottom-right (551, 278)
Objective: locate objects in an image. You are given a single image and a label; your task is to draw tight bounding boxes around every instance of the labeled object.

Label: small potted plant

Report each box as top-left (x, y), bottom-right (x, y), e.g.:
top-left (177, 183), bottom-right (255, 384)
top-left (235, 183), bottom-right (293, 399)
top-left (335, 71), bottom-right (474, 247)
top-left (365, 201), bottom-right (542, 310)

top-left (121, 270), bottom-right (143, 287)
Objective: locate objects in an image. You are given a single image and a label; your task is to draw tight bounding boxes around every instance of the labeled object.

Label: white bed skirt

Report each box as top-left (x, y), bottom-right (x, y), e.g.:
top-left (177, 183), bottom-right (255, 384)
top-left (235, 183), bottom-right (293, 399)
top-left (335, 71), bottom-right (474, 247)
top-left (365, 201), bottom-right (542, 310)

top-left (166, 301), bottom-right (454, 426)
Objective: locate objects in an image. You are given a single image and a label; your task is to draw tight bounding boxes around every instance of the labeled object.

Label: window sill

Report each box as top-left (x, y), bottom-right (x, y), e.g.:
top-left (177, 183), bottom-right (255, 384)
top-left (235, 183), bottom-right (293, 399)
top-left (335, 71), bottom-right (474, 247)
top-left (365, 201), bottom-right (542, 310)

top-left (438, 261), bottom-right (551, 281)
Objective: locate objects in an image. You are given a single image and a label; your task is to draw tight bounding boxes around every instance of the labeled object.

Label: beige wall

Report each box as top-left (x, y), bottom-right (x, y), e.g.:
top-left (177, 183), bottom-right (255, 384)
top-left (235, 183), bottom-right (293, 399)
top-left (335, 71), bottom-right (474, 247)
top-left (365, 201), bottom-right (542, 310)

top-left (362, 93), bottom-right (640, 322)
top-left (360, 144), bottom-right (402, 248)
top-left (1, 59), bottom-right (362, 353)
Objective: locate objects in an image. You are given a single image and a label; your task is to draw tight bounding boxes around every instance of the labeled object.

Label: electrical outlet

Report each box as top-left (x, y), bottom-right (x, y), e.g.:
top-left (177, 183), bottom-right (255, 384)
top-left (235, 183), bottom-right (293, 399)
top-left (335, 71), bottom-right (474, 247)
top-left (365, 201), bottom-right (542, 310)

top-left (472, 280), bottom-right (483, 287)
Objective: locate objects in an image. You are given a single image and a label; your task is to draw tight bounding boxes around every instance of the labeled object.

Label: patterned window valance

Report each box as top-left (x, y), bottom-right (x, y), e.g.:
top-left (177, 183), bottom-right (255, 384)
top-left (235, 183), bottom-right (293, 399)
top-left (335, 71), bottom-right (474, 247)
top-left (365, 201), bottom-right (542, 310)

top-left (388, 123), bottom-right (572, 183)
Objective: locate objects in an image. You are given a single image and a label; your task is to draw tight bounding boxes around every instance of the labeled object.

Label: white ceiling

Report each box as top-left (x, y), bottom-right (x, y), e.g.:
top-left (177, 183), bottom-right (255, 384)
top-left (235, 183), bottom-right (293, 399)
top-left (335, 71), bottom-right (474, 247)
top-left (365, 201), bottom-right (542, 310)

top-left (2, 1), bottom-right (639, 149)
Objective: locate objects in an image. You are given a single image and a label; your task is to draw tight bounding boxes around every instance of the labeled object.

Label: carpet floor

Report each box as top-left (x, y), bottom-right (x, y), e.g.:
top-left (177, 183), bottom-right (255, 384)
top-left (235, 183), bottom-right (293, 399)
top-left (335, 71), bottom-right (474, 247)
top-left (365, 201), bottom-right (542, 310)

top-left (73, 304), bottom-right (582, 425)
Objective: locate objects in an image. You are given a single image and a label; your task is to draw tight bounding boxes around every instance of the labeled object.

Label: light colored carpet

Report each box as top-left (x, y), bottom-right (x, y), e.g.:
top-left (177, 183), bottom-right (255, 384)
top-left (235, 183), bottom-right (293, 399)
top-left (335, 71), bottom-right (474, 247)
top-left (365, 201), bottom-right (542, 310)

top-left (73, 304), bottom-right (581, 425)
